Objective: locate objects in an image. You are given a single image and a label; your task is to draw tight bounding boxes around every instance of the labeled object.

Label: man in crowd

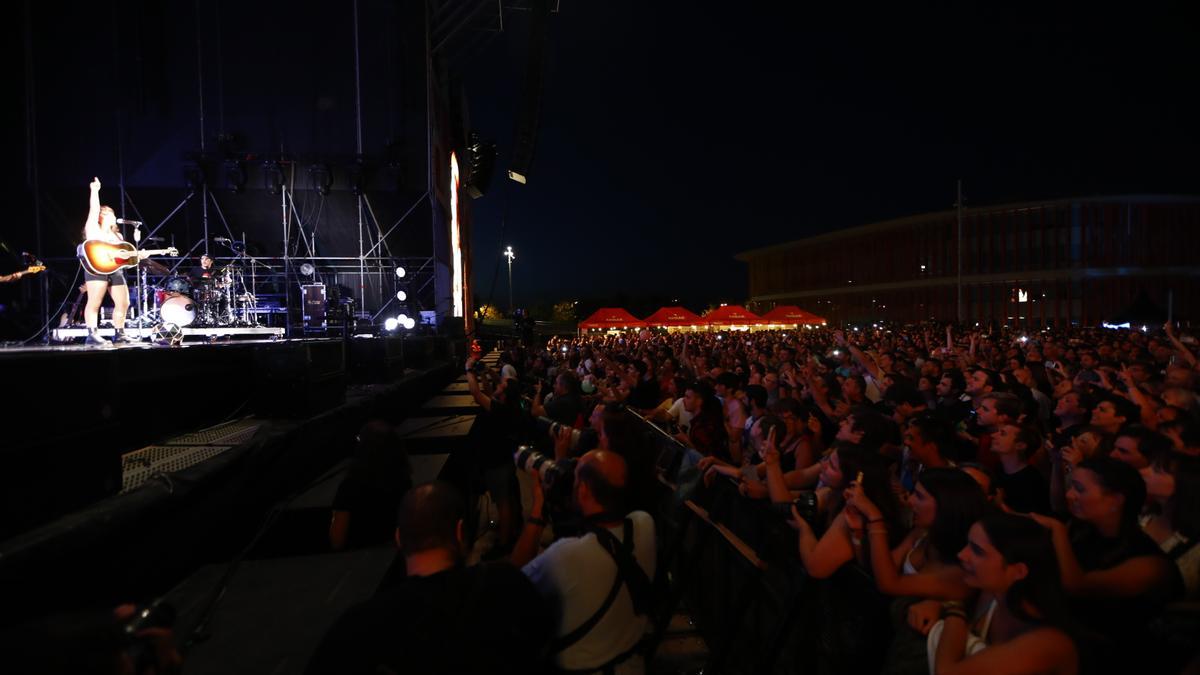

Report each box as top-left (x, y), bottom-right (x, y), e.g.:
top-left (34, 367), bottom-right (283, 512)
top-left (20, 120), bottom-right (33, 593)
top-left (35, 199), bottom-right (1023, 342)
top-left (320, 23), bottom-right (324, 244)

top-left (514, 450), bottom-right (656, 675)
top-left (306, 481), bottom-right (552, 674)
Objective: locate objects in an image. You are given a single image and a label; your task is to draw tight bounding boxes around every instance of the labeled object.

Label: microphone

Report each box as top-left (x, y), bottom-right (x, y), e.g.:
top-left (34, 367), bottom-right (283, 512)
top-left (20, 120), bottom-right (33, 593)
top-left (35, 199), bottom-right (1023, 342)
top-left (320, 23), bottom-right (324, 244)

top-left (116, 218), bottom-right (143, 226)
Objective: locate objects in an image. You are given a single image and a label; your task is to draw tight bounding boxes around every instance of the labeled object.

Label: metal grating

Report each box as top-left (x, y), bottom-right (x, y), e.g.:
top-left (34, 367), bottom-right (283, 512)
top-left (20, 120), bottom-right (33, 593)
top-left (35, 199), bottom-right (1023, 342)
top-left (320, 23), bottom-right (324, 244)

top-left (121, 446), bottom-right (229, 493)
top-left (119, 418), bottom-right (261, 493)
top-left (165, 419), bottom-right (261, 446)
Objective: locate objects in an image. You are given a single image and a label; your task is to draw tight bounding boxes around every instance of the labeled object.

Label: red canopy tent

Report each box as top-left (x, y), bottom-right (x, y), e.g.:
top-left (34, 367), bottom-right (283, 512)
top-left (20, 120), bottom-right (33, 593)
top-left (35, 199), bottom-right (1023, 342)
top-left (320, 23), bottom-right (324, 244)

top-left (759, 305), bottom-right (827, 325)
top-left (643, 306), bottom-right (705, 328)
top-left (577, 307), bottom-right (647, 331)
top-left (704, 305), bottom-right (766, 328)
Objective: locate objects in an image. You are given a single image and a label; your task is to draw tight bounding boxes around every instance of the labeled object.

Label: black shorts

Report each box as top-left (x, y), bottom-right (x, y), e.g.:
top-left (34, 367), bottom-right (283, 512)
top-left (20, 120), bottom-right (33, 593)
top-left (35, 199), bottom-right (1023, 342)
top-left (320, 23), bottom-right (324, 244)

top-left (82, 265), bottom-right (126, 286)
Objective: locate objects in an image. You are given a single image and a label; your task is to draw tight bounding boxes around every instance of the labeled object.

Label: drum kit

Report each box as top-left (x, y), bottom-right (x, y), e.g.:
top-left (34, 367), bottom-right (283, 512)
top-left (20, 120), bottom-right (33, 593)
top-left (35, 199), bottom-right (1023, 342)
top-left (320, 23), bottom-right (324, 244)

top-left (136, 260), bottom-right (259, 328)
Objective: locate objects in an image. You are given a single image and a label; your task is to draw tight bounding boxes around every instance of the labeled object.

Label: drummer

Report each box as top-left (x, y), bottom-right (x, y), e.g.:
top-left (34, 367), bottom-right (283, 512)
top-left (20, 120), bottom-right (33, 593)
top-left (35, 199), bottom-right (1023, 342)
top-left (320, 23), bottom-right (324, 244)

top-left (190, 254), bottom-right (217, 282)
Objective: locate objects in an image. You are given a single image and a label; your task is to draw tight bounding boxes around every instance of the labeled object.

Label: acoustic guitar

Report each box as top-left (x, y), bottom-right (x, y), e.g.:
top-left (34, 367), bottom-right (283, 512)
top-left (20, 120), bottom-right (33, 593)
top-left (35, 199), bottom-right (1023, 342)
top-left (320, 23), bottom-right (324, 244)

top-left (80, 240), bottom-right (178, 275)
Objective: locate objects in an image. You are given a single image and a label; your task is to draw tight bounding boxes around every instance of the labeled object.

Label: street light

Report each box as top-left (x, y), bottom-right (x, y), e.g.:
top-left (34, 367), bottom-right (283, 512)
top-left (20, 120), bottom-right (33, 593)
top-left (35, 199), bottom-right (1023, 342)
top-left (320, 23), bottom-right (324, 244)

top-left (504, 245), bottom-right (516, 315)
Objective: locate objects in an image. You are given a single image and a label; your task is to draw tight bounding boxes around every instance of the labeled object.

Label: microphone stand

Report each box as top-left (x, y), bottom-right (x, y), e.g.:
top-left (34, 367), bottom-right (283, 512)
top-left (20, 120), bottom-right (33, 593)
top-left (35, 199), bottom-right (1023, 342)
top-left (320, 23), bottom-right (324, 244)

top-left (133, 223), bottom-right (146, 333)
top-left (223, 235), bottom-right (277, 327)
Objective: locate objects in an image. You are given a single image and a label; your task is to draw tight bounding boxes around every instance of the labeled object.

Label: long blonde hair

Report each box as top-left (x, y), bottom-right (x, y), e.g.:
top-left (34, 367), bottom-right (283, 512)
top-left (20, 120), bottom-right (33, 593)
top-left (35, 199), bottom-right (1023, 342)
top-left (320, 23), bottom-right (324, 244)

top-left (82, 205), bottom-right (116, 239)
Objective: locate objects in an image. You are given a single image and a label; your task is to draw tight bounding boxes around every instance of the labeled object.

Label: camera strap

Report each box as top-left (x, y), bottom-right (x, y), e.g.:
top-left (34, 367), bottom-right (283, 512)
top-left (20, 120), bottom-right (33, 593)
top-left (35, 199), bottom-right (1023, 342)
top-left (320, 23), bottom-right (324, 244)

top-left (549, 518), bottom-right (651, 655)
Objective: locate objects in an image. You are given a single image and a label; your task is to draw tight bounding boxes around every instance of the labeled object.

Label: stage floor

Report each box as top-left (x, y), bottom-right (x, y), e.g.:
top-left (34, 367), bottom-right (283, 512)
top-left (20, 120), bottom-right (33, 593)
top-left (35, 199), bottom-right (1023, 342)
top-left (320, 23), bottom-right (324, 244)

top-left (46, 325), bottom-right (285, 344)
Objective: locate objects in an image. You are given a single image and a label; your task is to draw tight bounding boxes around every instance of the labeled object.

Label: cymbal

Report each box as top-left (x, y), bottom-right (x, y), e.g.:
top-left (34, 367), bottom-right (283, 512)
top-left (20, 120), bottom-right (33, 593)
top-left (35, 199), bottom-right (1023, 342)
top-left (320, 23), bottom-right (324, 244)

top-left (141, 258), bottom-right (171, 275)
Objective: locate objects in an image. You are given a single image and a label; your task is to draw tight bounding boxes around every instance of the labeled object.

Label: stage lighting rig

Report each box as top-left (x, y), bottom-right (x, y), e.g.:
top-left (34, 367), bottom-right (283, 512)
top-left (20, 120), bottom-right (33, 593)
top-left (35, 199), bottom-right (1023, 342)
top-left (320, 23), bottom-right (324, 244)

top-left (224, 159), bottom-right (247, 193)
top-left (309, 163), bottom-right (333, 196)
top-left (263, 160), bottom-right (285, 195)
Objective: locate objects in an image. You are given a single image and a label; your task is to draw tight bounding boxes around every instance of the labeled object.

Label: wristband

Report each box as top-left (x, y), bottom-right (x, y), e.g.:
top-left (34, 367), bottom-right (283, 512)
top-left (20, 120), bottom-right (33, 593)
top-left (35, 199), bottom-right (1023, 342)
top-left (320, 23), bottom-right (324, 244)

top-left (939, 600), bottom-right (965, 617)
top-left (941, 609), bottom-right (968, 621)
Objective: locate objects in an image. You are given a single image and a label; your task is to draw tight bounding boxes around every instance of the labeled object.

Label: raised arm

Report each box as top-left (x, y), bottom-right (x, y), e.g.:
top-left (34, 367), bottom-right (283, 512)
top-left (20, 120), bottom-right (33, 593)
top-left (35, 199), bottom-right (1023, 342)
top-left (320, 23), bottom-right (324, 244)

top-left (84, 177), bottom-right (102, 239)
top-left (1164, 322), bottom-right (1198, 369)
top-left (465, 358), bottom-right (493, 412)
top-left (1030, 513), bottom-right (1171, 597)
top-left (835, 329), bottom-right (881, 380)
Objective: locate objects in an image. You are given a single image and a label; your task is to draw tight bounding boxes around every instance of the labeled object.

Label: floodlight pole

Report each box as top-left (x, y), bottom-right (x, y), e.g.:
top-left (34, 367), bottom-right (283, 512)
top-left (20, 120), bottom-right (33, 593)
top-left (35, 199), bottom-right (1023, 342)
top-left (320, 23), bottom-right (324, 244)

top-left (504, 246), bottom-right (515, 315)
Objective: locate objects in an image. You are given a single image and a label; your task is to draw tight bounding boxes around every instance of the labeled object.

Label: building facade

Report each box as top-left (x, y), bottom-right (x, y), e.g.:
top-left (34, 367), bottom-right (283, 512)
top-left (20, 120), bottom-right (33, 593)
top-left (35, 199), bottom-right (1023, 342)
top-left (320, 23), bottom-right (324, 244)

top-left (737, 196), bottom-right (1200, 327)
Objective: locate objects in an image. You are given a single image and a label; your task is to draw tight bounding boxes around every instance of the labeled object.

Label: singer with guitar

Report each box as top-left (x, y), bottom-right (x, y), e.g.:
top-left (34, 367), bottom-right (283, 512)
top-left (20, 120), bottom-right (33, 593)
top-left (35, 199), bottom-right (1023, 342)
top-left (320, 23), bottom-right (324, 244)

top-left (78, 177), bottom-right (176, 345)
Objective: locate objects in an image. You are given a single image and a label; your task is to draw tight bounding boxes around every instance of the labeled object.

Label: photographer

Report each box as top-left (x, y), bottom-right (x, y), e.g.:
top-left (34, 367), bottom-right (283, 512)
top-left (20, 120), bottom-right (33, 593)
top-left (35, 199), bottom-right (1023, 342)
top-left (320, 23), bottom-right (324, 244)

top-left (533, 371), bottom-right (584, 427)
top-left (513, 450), bottom-right (656, 674)
top-left (466, 356), bottom-right (525, 555)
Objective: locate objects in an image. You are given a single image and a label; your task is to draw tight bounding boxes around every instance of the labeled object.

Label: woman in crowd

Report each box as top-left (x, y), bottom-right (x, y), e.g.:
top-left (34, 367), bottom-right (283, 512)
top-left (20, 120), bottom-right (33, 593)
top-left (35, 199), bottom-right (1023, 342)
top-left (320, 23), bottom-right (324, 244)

top-left (1140, 452), bottom-right (1200, 598)
top-left (847, 467), bottom-right (989, 601)
top-left (1029, 457), bottom-right (1174, 664)
top-left (787, 445), bottom-right (904, 578)
top-left (929, 512), bottom-right (1079, 674)
top-left (847, 468), bottom-right (989, 674)
top-left (1048, 425), bottom-right (1112, 513)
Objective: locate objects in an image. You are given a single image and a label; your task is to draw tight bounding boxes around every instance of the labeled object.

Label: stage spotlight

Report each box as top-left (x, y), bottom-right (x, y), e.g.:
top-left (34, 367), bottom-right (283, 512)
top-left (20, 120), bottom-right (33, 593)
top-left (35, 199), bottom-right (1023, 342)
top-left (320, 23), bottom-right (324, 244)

top-left (397, 314), bottom-right (408, 325)
top-left (263, 161), bottom-right (285, 195)
top-left (403, 317), bottom-right (416, 330)
top-left (300, 263), bottom-right (316, 277)
top-left (384, 317), bottom-right (399, 331)
top-left (309, 163), bottom-right (333, 196)
top-left (224, 160), bottom-right (247, 194)
top-left (183, 163), bottom-right (207, 191)
top-left (396, 290), bottom-right (407, 301)
top-left (395, 266), bottom-right (406, 278)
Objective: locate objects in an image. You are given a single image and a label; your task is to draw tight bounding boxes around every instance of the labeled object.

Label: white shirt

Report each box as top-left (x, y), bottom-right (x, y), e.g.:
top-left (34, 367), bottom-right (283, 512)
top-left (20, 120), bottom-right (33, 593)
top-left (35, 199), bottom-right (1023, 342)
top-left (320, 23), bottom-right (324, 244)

top-left (523, 511), bottom-right (656, 673)
top-left (667, 397), bottom-right (693, 430)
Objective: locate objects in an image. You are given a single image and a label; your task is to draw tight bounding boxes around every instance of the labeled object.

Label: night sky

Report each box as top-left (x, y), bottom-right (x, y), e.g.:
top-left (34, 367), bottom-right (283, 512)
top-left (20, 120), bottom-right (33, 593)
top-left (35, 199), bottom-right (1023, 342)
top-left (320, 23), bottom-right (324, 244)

top-left (463, 3), bottom-right (1199, 311)
top-left (7, 3), bottom-right (1197, 319)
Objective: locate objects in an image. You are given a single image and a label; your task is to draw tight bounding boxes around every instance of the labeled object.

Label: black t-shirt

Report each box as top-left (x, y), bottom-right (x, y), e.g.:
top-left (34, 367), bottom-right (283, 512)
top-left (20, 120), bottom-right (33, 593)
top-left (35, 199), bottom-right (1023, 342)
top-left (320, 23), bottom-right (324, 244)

top-left (543, 392), bottom-right (582, 427)
top-left (304, 563), bottom-right (552, 675)
top-left (331, 469), bottom-right (412, 549)
top-left (471, 398), bottom-right (525, 469)
top-left (190, 266), bottom-right (216, 281)
top-left (1067, 522), bottom-right (1171, 645)
top-left (628, 377), bottom-right (662, 410)
top-left (995, 464), bottom-right (1051, 515)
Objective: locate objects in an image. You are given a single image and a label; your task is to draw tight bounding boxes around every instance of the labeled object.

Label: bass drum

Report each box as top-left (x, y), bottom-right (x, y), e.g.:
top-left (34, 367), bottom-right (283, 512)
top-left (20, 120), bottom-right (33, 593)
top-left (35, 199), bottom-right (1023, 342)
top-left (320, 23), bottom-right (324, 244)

top-left (160, 295), bottom-right (196, 327)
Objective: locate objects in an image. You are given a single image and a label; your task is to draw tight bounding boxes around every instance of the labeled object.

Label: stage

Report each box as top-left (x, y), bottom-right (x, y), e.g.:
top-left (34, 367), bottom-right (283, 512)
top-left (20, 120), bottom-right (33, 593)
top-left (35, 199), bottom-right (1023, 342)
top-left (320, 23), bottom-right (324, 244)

top-left (47, 325), bottom-right (285, 343)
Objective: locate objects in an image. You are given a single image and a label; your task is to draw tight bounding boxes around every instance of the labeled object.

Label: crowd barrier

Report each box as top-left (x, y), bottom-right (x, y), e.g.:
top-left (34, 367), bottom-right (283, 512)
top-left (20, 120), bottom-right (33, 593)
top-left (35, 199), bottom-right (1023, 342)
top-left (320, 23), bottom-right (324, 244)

top-left (628, 409), bottom-right (893, 675)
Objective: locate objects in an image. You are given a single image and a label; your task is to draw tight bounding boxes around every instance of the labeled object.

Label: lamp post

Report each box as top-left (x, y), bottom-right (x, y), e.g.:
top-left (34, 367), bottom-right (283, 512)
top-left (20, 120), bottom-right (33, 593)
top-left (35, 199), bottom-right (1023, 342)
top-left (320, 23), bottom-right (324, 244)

top-left (504, 245), bottom-right (516, 315)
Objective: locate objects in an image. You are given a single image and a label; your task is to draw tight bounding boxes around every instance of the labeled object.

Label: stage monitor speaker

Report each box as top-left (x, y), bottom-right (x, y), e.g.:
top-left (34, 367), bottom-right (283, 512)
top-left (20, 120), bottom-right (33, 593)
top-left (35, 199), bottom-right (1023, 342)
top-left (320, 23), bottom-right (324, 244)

top-left (253, 341), bottom-right (346, 418)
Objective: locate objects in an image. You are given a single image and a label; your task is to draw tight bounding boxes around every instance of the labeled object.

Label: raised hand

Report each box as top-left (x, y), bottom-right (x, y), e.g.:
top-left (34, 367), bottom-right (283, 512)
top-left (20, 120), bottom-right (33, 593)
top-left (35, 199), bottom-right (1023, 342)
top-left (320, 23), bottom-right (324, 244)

top-left (763, 426), bottom-right (780, 466)
top-left (90, 176), bottom-right (101, 191)
top-left (843, 480), bottom-right (882, 521)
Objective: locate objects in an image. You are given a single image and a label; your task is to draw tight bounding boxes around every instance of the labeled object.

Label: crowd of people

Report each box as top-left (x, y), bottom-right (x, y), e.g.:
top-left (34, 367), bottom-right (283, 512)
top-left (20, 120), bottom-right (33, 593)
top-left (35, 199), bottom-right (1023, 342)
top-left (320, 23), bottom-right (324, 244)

top-left (423, 321), bottom-right (1197, 674)
top-left (12, 320), bottom-right (1198, 674)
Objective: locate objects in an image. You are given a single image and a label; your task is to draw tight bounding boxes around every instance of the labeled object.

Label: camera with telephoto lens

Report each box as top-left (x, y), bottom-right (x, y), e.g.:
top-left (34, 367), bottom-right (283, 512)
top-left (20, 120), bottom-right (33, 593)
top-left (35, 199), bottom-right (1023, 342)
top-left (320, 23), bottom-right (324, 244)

top-left (122, 598), bottom-right (176, 674)
top-left (534, 415), bottom-right (583, 453)
top-left (514, 445), bottom-right (578, 508)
